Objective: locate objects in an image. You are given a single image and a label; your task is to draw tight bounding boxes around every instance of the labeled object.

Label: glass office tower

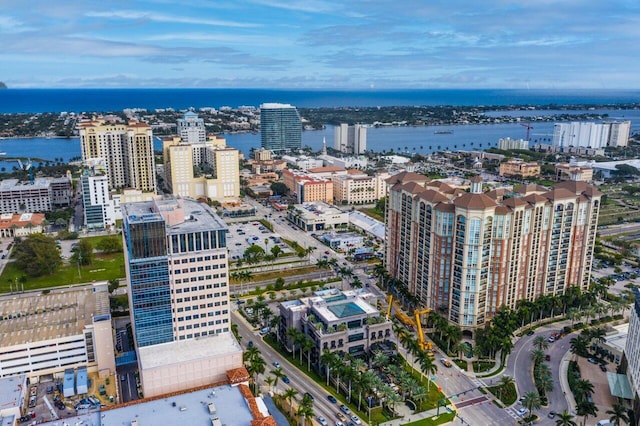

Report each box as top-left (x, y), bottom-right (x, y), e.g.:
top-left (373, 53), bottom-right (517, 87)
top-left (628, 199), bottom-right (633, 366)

top-left (260, 103), bottom-right (302, 152)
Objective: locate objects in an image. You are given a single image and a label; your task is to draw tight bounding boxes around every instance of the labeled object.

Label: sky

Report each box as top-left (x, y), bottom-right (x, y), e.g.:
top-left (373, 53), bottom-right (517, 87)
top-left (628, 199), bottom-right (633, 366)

top-left (1, 0), bottom-right (639, 89)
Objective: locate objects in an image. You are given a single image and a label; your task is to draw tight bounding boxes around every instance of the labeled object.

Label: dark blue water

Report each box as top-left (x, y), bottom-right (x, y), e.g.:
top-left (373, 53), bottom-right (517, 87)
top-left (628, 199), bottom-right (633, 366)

top-left (1, 88), bottom-right (640, 113)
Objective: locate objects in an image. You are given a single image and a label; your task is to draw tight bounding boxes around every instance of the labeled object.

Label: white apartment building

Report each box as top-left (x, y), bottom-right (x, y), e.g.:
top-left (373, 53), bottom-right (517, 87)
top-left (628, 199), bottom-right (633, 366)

top-left (334, 124), bottom-right (367, 154)
top-left (552, 121), bottom-right (631, 149)
top-left (177, 111), bottom-right (207, 145)
top-left (498, 137), bottom-right (529, 150)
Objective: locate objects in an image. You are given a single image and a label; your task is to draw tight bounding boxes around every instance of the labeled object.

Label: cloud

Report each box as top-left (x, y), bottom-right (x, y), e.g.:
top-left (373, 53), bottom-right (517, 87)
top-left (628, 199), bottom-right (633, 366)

top-left (85, 10), bottom-right (260, 28)
top-left (0, 15), bottom-right (33, 33)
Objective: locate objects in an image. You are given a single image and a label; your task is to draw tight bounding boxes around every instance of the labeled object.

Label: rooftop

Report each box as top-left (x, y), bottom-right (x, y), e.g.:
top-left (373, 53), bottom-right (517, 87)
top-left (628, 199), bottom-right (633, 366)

top-left (138, 333), bottom-right (242, 370)
top-left (0, 374), bottom-right (25, 411)
top-left (0, 283), bottom-right (110, 347)
top-left (101, 383), bottom-right (255, 426)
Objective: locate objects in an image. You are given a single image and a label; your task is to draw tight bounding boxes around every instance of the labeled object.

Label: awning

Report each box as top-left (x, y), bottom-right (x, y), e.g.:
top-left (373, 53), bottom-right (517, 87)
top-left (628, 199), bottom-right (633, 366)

top-left (607, 372), bottom-right (634, 399)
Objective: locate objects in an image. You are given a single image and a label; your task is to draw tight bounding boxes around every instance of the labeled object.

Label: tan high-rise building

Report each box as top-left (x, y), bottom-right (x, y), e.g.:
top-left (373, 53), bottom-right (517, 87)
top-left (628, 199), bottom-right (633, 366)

top-left (78, 119), bottom-right (156, 192)
top-left (386, 173), bottom-right (601, 332)
top-left (163, 135), bottom-right (240, 202)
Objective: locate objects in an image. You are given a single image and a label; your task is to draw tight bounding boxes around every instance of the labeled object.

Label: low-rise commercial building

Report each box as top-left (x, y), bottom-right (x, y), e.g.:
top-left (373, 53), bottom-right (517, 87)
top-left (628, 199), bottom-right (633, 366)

top-left (0, 212), bottom-right (45, 238)
top-left (555, 162), bottom-right (594, 182)
top-left (0, 177), bottom-right (72, 214)
top-left (279, 289), bottom-right (392, 361)
top-left (321, 232), bottom-right (364, 253)
top-left (287, 202), bottom-right (349, 231)
top-left (0, 375), bottom-right (26, 424)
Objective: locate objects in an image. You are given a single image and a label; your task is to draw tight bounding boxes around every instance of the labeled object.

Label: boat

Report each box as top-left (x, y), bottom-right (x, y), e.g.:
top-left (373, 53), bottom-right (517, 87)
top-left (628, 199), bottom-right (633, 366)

top-left (434, 130), bottom-right (453, 134)
top-left (0, 152), bottom-right (6, 156)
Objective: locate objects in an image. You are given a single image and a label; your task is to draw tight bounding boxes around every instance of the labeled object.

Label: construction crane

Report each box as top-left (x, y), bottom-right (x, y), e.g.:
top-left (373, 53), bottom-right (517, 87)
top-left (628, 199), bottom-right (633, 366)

top-left (414, 308), bottom-right (433, 351)
top-left (386, 295), bottom-right (393, 320)
top-left (16, 158), bottom-right (35, 184)
top-left (520, 122), bottom-right (533, 141)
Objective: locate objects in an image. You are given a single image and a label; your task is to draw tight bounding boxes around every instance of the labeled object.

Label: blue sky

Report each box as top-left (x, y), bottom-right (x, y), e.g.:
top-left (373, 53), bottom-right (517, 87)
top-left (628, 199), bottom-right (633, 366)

top-left (1, 0), bottom-right (639, 89)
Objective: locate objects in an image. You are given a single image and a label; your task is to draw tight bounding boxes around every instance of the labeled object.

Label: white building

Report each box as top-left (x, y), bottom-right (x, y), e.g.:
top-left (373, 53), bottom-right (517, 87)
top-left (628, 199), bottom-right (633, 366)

top-left (498, 137), bottom-right (529, 150)
top-left (281, 155), bottom-right (324, 171)
top-left (333, 171), bottom-right (389, 205)
top-left (624, 288), bottom-right (640, 421)
top-left (552, 121), bottom-right (631, 149)
top-left (0, 283), bottom-right (115, 379)
top-left (320, 153), bottom-right (369, 169)
top-left (177, 111), bottom-right (206, 145)
top-left (0, 375), bottom-right (27, 424)
top-left (334, 124), bottom-right (367, 154)
top-left (287, 201), bottom-right (349, 232)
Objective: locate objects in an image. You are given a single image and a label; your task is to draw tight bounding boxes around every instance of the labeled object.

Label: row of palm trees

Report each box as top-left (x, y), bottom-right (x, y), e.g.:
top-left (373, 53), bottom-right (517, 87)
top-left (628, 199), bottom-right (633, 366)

top-left (530, 336), bottom-right (554, 400)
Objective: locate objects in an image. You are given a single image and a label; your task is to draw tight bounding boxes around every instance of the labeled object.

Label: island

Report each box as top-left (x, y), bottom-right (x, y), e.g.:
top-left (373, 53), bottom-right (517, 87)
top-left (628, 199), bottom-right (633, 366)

top-left (0, 82), bottom-right (7, 89)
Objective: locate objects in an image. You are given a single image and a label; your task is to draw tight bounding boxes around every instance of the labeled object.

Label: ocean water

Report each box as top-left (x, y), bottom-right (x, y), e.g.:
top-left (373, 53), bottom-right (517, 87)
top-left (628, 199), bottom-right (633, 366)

top-left (1, 88), bottom-right (640, 113)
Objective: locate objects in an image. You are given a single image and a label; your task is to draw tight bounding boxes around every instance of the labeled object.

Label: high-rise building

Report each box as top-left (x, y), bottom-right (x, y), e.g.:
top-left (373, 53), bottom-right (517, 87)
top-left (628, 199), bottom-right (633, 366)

top-left (385, 173), bottom-right (601, 331)
top-left (552, 121), bottom-right (631, 149)
top-left (260, 103), bottom-right (301, 152)
top-left (80, 159), bottom-right (119, 231)
top-left (334, 123), bottom-right (367, 154)
top-left (177, 111), bottom-right (206, 144)
top-left (122, 197), bottom-right (242, 397)
top-left (623, 288), bottom-right (640, 424)
top-left (163, 135), bottom-right (240, 202)
top-left (79, 118), bottom-right (156, 192)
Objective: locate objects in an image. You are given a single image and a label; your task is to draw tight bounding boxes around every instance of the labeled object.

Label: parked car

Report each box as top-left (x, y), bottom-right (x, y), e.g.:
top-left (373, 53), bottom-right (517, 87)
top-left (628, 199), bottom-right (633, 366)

top-left (548, 411), bottom-right (556, 419)
top-left (600, 364), bottom-right (607, 372)
top-left (526, 330), bottom-right (534, 336)
top-left (517, 408), bottom-right (529, 416)
top-left (588, 357), bottom-right (598, 364)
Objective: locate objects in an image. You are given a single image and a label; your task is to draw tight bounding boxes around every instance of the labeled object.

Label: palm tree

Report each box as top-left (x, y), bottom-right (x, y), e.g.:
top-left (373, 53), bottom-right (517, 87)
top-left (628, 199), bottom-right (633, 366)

top-left (521, 391), bottom-right (541, 423)
top-left (417, 352), bottom-right (437, 391)
top-left (555, 410), bottom-right (578, 426)
top-left (283, 387), bottom-right (299, 418)
top-left (264, 376), bottom-right (275, 392)
top-left (320, 350), bottom-right (337, 386)
top-left (286, 327), bottom-right (301, 357)
top-left (569, 336), bottom-right (589, 357)
top-left (606, 403), bottom-right (629, 426)
top-left (576, 400), bottom-right (598, 426)
top-left (530, 349), bottom-right (545, 365)
top-left (271, 367), bottom-right (286, 391)
top-left (532, 335), bottom-right (549, 352)
top-left (498, 375), bottom-right (515, 401)
top-left (573, 379), bottom-right (595, 404)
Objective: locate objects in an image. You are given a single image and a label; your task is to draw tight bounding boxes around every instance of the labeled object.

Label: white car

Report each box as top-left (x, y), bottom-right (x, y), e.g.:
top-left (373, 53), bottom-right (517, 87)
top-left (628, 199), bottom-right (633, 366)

top-left (517, 408), bottom-right (529, 416)
top-left (350, 415), bottom-right (361, 424)
top-left (317, 416), bottom-right (328, 426)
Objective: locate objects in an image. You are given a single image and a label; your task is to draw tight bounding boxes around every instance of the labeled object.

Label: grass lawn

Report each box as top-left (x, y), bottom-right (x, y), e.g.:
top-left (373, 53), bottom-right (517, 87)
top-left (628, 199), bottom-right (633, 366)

top-left (453, 359), bottom-right (468, 370)
top-left (486, 382), bottom-right (517, 406)
top-left (359, 208), bottom-right (384, 222)
top-left (472, 360), bottom-right (495, 373)
top-left (0, 253), bottom-right (125, 293)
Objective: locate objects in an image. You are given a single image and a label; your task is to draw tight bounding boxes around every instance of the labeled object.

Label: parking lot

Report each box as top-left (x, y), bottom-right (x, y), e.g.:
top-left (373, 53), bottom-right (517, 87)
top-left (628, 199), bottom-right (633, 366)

top-left (226, 221), bottom-right (292, 261)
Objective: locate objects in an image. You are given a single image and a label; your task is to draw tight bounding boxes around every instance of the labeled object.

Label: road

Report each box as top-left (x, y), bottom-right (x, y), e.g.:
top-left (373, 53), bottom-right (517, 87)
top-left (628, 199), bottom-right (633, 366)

top-left (232, 308), bottom-right (359, 425)
top-left (499, 321), bottom-right (575, 425)
top-left (598, 222), bottom-right (640, 237)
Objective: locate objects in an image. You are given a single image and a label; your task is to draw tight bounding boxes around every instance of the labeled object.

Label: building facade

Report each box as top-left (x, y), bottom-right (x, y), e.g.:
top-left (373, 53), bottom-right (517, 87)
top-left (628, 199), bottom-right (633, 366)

top-left (334, 124), bottom-right (367, 154)
top-left (286, 202), bottom-right (349, 231)
top-left (0, 283), bottom-right (115, 379)
top-left (333, 172), bottom-right (388, 205)
top-left (0, 178), bottom-right (64, 214)
top-left (555, 163), bottom-right (594, 182)
top-left (177, 111), bottom-right (206, 144)
top-left (624, 288), bottom-right (640, 425)
top-left (385, 172), bottom-right (601, 331)
top-left (123, 197), bottom-right (232, 347)
top-left (498, 137), bottom-right (529, 150)
top-left (552, 121), bottom-right (631, 149)
top-left (282, 169), bottom-right (333, 204)
top-left (79, 118), bottom-right (156, 192)
top-left (163, 135), bottom-right (240, 202)
top-left (260, 103), bottom-right (302, 152)
top-left (499, 160), bottom-right (541, 178)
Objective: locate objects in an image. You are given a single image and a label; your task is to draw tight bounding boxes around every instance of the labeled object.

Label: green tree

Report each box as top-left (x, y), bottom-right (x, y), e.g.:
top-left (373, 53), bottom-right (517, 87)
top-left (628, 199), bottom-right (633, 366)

top-left (108, 279), bottom-right (120, 294)
top-left (532, 335), bottom-right (549, 352)
top-left (576, 400), bottom-right (598, 426)
top-left (270, 182), bottom-right (289, 196)
top-left (555, 410), bottom-right (577, 426)
top-left (606, 403), bottom-right (629, 426)
top-left (71, 239), bottom-right (94, 266)
top-left (521, 391), bottom-right (541, 423)
top-left (96, 235), bottom-right (123, 253)
top-left (283, 387), bottom-right (299, 418)
top-left (13, 234), bottom-right (62, 276)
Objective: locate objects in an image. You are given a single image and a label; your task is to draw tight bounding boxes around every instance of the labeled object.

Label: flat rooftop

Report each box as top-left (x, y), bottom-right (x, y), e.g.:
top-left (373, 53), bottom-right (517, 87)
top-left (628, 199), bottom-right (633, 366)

top-left (123, 197), bottom-right (227, 234)
top-left (309, 289), bottom-right (379, 323)
top-left (101, 384), bottom-right (254, 426)
top-left (0, 283), bottom-right (110, 347)
top-left (0, 374), bottom-right (25, 410)
top-left (138, 333), bottom-right (242, 370)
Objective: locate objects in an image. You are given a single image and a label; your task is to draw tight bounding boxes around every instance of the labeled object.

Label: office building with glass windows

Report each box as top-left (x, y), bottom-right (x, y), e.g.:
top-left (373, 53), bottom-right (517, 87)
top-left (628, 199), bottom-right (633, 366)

top-left (385, 173), bottom-right (601, 333)
top-left (122, 197), bottom-right (242, 397)
top-left (260, 103), bottom-right (302, 152)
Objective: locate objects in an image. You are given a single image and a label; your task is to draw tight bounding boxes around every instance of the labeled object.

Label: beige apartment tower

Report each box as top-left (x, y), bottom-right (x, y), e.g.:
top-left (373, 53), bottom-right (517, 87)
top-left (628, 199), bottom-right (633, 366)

top-left (386, 173), bottom-right (601, 332)
top-left (78, 119), bottom-right (156, 192)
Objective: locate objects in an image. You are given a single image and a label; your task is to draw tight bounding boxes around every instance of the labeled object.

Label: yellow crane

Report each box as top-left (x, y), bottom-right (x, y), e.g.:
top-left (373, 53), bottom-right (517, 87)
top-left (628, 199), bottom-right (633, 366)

top-left (414, 308), bottom-right (433, 351)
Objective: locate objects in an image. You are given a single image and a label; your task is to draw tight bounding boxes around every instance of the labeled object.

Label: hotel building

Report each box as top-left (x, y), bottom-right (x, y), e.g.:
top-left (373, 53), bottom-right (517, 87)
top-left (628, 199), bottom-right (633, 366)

top-left (386, 172), bottom-right (601, 331)
top-left (498, 160), bottom-right (541, 178)
top-left (122, 197), bottom-right (242, 397)
top-left (283, 169), bottom-right (333, 204)
top-left (78, 118), bottom-right (156, 192)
